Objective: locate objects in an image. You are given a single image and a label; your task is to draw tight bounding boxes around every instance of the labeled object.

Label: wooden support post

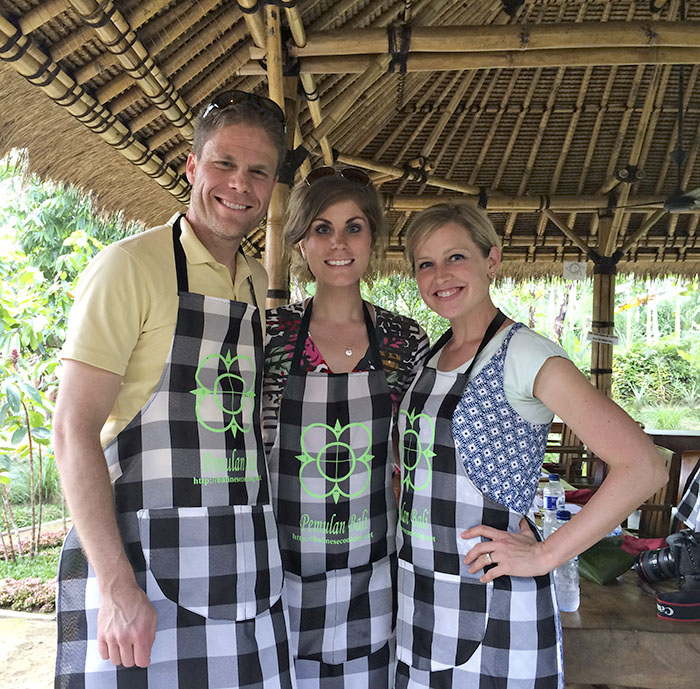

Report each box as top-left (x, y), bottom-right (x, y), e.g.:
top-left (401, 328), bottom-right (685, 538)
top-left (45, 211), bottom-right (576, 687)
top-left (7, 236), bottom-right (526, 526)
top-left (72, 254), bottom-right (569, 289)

top-left (590, 270), bottom-right (616, 397)
top-left (264, 4), bottom-right (290, 309)
top-left (591, 216), bottom-right (616, 397)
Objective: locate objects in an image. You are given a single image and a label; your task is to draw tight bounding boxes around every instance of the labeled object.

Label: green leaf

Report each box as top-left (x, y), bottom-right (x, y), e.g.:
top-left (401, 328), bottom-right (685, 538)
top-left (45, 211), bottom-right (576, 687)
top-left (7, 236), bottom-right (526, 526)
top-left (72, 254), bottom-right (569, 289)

top-left (29, 410), bottom-right (44, 427)
top-left (31, 426), bottom-right (51, 439)
top-left (19, 382), bottom-right (42, 405)
top-left (0, 473), bottom-right (10, 485)
top-left (11, 426), bottom-right (27, 444)
top-left (2, 381), bottom-right (21, 413)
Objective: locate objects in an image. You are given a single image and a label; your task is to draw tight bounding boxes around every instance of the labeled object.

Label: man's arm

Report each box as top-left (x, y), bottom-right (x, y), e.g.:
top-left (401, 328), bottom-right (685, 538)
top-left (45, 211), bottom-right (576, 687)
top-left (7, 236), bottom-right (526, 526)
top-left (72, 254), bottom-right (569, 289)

top-left (54, 360), bottom-right (157, 668)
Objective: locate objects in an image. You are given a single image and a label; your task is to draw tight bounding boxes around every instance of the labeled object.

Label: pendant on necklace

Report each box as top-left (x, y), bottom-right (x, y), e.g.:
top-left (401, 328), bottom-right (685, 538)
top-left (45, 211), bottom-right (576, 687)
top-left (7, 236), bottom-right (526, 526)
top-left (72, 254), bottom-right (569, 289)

top-left (345, 347), bottom-right (353, 356)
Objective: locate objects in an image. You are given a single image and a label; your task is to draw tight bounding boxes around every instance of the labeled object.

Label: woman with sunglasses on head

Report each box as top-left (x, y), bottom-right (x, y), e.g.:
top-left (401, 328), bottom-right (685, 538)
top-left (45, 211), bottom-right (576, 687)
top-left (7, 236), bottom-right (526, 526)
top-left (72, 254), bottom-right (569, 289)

top-left (263, 168), bottom-right (429, 689)
top-left (394, 203), bottom-right (667, 689)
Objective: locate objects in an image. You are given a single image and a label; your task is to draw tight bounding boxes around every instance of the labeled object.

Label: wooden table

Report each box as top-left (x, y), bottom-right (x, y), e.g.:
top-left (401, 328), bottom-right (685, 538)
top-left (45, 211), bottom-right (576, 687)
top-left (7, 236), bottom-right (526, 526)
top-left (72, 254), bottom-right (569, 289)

top-left (561, 571), bottom-right (700, 688)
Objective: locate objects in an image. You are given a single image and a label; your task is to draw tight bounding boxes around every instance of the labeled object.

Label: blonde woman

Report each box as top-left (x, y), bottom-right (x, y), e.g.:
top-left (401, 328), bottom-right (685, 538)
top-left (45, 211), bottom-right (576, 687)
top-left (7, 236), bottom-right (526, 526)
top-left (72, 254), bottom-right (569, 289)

top-left (394, 203), bottom-right (667, 689)
top-left (262, 168), bottom-right (429, 688)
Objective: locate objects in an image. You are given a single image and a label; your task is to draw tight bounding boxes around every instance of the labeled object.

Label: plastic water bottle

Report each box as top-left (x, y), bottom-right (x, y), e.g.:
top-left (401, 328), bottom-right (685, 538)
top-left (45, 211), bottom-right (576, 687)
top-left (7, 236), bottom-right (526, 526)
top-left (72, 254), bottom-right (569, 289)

top-left (542, 474), bottom-right (565, 538)
top-left (552, 509), bottom-right (580, 612)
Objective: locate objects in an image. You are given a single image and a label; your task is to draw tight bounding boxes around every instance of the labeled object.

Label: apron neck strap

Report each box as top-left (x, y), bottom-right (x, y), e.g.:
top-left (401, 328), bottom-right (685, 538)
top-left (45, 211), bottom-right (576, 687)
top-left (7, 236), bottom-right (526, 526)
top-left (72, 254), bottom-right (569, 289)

top-left (429, 309), bottom-right (507, 379)
top-left (291, 298), bottom-right (382, 374)
top-left (172, 215), bottom-right (188, 293)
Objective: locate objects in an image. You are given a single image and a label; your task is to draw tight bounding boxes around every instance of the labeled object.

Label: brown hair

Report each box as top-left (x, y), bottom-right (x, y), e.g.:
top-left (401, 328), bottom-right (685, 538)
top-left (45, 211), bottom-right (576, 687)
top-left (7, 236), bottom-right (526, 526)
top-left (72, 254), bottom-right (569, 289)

top-left (192, 97), bottom-right (287, 173)
top-left (284, 172), bottom-right (386, 283)
top-left (405, 203), bottom-right (501, 270)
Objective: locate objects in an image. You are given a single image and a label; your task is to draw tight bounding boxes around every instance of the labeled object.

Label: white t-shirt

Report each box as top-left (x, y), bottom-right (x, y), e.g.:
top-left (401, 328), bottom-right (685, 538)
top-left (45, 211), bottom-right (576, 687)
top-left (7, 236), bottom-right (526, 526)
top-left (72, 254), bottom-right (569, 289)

top-left (428, 324), bottom-right (570, 425)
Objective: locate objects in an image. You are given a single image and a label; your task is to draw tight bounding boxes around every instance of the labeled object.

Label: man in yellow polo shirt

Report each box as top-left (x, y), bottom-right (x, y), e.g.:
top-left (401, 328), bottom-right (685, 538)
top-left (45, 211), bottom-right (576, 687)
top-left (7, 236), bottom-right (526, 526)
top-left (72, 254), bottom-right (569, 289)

top-left (53, 92), bottom-right (297, 689)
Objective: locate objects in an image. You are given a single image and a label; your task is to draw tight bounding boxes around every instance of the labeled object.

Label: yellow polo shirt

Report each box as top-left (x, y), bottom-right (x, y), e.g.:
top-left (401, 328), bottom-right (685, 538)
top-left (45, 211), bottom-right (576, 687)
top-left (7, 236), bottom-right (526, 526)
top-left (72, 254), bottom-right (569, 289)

top-left (61, 214), bottom-right (268, 447)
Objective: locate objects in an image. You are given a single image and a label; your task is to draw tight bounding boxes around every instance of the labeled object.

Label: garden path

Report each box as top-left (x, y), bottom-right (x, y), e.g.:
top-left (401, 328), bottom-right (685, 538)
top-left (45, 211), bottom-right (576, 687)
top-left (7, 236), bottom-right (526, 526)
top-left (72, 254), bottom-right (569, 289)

top-left (0, 613), bottom-right (55, 688)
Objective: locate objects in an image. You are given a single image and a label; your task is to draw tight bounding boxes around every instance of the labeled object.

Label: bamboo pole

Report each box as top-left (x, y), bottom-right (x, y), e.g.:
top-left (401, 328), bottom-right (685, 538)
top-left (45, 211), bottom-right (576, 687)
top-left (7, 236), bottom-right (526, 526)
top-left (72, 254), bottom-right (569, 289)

top-left (66, 0), bottom-right (193, 139)
top-left (90, 0), bottom-right (231, 101)
top-left (19, 0), bottom-right (66, 33)
top-left (0, 11), bottom-right (189, 204)
top-left (239, 46), bottom-right (700, 75)
top-left (288, 21), bottom-right (700, 57)
top-left (590, 270), bottom-right (615, 396)
top-left (239, 0), bottom-right (267, 48)
top-left (386, 194), bottom-right (676, 212)
top-left (604, 65), bottom-right (662, 255)
top-left (338, 153), bottom-right (485, 196)
top-left (264, 4), bottom-right (289, 309)
top-left (541, 209), bottom-right (592, 255)
top-left (301, 55), bottom-right (391, 152)
top-left (618, 210), bottom-right (667, 254)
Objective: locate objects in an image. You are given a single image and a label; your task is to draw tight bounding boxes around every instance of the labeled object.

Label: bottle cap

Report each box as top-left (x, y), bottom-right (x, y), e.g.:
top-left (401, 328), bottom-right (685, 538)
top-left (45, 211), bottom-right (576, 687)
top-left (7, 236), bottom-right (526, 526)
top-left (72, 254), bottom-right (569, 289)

top-left (548, 473), bottom-right (560, 481)
top-left (556, 510), bottom-right (571, 520)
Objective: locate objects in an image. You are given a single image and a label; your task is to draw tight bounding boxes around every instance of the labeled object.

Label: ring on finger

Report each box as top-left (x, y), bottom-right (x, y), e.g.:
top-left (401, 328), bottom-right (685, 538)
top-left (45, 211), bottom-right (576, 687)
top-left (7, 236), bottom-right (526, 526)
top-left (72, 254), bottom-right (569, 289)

top-left (485, 552), bottom-right (493, 565)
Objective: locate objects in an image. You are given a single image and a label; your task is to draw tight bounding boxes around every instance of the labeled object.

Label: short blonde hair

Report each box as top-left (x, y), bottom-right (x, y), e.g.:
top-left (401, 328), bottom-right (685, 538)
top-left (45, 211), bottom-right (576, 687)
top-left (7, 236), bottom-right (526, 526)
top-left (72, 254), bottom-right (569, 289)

top-left (284, 173), bottom-right (386, 284)
top-left (405, 203), bottom-right (501, 271)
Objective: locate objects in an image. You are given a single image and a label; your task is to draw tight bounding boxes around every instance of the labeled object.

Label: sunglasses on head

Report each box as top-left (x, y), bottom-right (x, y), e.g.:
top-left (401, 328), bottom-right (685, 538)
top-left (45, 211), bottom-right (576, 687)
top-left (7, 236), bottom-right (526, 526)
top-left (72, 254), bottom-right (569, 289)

top-left (304, 166), bottom-right (372, 187)
top-left (202, 90), bottom-right (286, 127)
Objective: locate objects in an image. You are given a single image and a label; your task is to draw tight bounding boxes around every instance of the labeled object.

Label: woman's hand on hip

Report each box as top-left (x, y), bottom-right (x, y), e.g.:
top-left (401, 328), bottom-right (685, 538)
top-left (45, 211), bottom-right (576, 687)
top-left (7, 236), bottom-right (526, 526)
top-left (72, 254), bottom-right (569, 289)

top-left (461, 519), bottom-right (552, 583)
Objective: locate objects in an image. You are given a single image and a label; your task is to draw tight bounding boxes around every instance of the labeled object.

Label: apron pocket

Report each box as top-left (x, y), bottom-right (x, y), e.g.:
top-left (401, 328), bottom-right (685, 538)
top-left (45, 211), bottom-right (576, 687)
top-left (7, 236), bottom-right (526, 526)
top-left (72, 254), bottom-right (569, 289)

top-left (137, 504), bottom-right (283, 621)
top-left (397, 559), bottom-right (491, 672)
top-left (286, 556), bottom-right (395, 665)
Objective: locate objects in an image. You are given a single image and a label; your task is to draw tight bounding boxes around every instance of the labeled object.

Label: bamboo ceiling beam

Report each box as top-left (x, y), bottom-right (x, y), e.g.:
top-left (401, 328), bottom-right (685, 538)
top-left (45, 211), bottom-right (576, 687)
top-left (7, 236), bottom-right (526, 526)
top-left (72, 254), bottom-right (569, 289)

top-left (0, 10), bottom-right (189, 203)
top-left (284, 21), bottom-right (700, 57)
top-left (96, 0), bottom-right (237, 109)
top-left (386, 194), bottom-right (681, 213)
top-left (338, 154), bottom-right (488, 197)
top-left (130, 24), bottom-right (250, 134)
top-left (239, 0), bottom-right (266, 48)
top-left (541, 209), bottom-right (593, 255)
top-left (618, 210), bottom-right (668, 254)
top-left (51, 0), bottom-right (172, 64)
top-left (240, 47), bottom-right (700, 75)
top-left (301, 55), bottom-right (391, 153)
top-left (283, 4), bottom-right (333, 165)
top-left (604, 65), bottom-right (662, 255)
top-left (67, 0), bottom-right (193, 139)
top-left (80, 0), bottom-right (224, 89)
top-left (19, 0), bottom-right (67, 33)
top-left (533, 1), bottom-right (587, 241)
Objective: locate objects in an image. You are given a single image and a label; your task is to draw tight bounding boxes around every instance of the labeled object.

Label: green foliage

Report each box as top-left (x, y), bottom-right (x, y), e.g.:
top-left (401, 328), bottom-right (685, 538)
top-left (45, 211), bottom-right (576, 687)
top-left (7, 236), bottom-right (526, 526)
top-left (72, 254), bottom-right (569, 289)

top-left (611, 338), bottom-right (700, 405)
top-left (8, 502), bottom-right (64, 528)
top-left (1, 151), bottom-right (139, 282)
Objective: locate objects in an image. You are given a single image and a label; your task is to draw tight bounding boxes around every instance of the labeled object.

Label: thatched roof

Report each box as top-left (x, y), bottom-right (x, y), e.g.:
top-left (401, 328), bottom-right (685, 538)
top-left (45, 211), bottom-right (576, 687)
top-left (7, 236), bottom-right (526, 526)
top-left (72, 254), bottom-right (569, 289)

top-left (1, 0), bottom-right (700, 278)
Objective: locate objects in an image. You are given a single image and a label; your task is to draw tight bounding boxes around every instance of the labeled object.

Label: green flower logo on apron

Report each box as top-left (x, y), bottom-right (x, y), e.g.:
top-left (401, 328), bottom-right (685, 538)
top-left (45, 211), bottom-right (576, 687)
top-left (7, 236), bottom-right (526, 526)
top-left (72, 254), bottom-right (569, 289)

top-left (296, 420), bottom-right (373, 504)
top-left (400, 409), bottom-right (435, 492)
top-left (190, 350), bottom-right (255, 435)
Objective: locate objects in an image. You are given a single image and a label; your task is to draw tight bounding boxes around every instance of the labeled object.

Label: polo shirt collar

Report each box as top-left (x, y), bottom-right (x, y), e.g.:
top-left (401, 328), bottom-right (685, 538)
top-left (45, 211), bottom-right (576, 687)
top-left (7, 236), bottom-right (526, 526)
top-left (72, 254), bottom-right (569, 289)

top-left (169, 212), bottom-right (256, 302)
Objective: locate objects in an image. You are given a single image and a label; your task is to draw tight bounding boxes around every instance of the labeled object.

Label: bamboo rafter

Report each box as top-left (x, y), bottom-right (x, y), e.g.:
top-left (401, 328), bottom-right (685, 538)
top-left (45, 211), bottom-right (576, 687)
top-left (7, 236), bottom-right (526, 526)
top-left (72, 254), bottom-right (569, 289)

top-left (66, 0), bottom-right (193, 139)
top-left (240, 46), bottom-right (700, 75)
top-left (91, 0), bottom-right (227, 106)
top-left (275, 21), bottom-right (700, 58)
top-left (0, 10), bottom-right (189, 203)
top-left (76, 0), bottom-right (220, 86)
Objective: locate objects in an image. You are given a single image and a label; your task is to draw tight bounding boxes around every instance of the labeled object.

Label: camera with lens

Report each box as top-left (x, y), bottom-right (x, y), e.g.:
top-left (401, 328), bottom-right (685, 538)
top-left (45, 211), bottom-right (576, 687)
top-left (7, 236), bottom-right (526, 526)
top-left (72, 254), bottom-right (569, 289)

top-left (633, 529), bottom-right (700, 590)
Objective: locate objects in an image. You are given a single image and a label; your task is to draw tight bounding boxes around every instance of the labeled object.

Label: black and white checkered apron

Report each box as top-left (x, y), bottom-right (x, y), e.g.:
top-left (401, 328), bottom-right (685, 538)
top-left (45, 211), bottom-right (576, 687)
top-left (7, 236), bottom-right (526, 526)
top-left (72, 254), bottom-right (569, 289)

top-left (395, 323), bottom-right (563, 689)
top-left (267, 298), bottom-right (396, 689)
top-left (55, 217), bottom-right (295, 689)
top-left (676, 464), bottom-right (700, 530)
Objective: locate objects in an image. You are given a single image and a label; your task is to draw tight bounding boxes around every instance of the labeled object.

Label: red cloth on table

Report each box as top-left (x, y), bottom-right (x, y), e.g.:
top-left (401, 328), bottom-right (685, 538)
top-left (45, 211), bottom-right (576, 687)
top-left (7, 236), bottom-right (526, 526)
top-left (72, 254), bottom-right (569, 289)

top-left (564, 488), bottom-right (594, 505)
top-left (621, 535), bottom-right (667, 555)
